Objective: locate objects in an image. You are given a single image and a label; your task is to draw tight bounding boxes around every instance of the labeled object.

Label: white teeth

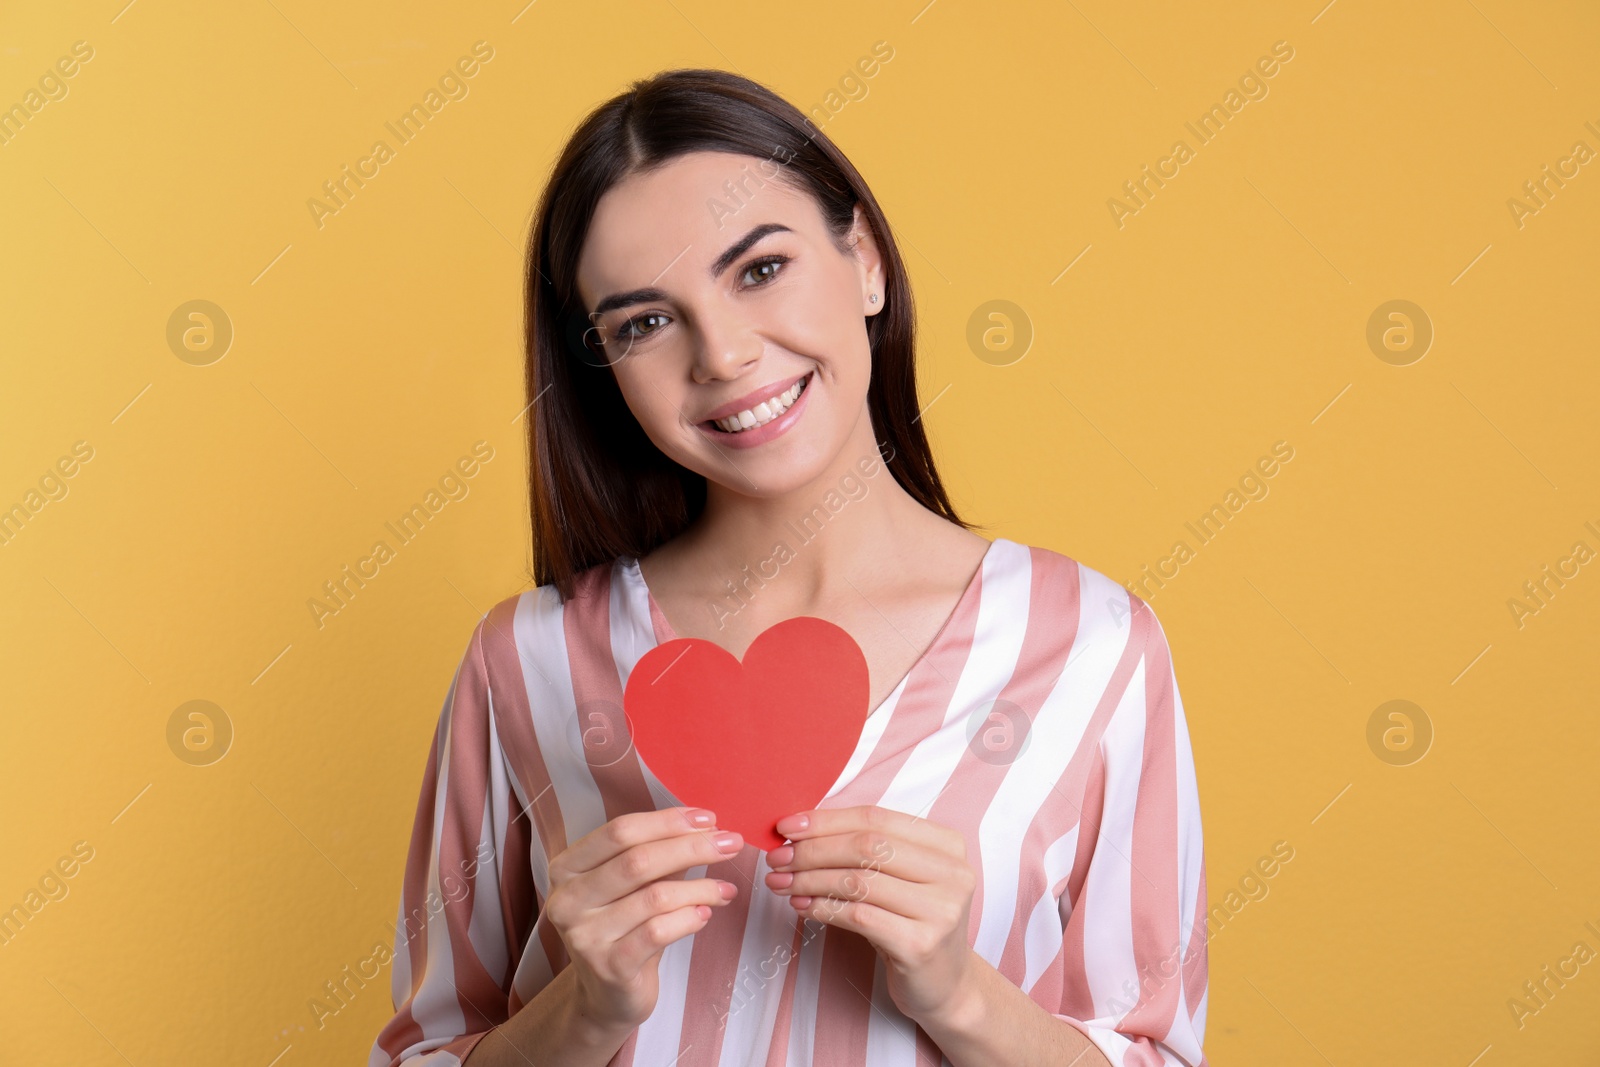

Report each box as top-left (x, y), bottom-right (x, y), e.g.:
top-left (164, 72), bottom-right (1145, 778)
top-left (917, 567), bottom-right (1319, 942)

top-left (713, 375), bottom-right (808, 433)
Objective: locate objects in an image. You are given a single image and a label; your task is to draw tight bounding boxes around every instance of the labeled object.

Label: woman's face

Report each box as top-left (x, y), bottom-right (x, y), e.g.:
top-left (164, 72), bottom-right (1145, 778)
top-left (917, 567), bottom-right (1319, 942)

top-left (574, 150), bottom-right (885, 498)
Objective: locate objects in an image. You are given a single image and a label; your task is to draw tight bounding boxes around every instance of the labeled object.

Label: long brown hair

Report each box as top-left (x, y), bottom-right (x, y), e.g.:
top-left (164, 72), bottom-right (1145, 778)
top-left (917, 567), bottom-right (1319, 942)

top-left (525, 67), bottom-right (978, 602)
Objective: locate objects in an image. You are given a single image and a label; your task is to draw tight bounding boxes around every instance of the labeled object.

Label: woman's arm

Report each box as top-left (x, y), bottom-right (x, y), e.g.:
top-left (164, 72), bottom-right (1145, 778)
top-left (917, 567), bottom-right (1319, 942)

top-left (904, 949), bottom-right (1113, 1067)
top-left (370, 610), bottom-right (546, 1066)
top-left (461, 965), bottom-right (635, 1067)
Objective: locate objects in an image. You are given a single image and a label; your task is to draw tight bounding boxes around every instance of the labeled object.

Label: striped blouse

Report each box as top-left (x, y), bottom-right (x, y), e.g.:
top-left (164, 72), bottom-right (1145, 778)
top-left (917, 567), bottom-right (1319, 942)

top-left (369, 536), bottom-right (1209, 1066)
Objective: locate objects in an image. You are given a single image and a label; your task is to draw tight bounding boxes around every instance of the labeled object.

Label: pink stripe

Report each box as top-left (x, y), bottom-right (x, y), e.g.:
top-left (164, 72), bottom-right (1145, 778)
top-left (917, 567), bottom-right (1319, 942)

top-left (1013, 596), bottom-right (1151, 1021)
top-left (647, 580), bottom-right (676, 643)
top-left (372, 670), bottom-right (449, 1062)
top-left (1183, 852), bottom-right (1209, 1020)
top-left (437, 618), bottom-right (510, 1033)
top-left (676, 845), bottom-right (761, 1064)
top-left (551, 562), bottom-right (647, 1067)
top-left (481, 594), bottom-right (568, 851)
top-left (1030, 745), bottom-right (1107, 1021)
top-left (374, 612), bottom-right (526, 1060)
top-left (478, 594), bottom-right (561, 986)
top-left (565, 561), bottom-right (657, 822)
top-left (1118, 595), bottom-right (1183, 1045)
top-left (810, 921), bottom-right (878, 1060)
top-left (929, 547), bottom-right (1079, 957)
top-left (983, 552), bottom-right (1083, 989)
top-left (761, 922), bottom-right (807, 1067)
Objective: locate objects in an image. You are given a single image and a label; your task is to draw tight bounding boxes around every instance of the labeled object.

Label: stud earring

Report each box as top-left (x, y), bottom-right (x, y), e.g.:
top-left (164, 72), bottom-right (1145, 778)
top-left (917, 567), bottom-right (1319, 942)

top-left (868, 293), bottom-right (879, 304)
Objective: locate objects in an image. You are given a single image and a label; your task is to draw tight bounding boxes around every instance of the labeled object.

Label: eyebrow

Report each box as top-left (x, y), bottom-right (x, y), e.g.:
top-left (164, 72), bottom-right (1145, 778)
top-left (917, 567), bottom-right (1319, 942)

top-left (588, 222), bottom-right (793, 317)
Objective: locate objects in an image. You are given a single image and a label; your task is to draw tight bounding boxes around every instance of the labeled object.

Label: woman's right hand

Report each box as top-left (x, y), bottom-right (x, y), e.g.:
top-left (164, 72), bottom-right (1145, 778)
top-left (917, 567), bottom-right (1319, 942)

top-left (544, 806), bottom-right (744, 1033)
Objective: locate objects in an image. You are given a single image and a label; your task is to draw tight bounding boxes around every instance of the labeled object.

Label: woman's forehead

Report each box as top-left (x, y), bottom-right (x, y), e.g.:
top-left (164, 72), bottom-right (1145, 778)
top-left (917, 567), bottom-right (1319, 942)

top-left (576, 152), bottom-right (817, 306)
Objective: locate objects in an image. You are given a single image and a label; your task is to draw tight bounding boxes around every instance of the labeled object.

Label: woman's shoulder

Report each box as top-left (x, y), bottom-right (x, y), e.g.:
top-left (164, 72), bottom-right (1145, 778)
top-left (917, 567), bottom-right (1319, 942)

top-left (999, 537), bottom-right (1172, 652)
top-left (461, 554), bottom-right (630, 665)
top-left (998, 536), bottom-right (1132, 605)
top-left (476, 556), bottom-right (620, 625)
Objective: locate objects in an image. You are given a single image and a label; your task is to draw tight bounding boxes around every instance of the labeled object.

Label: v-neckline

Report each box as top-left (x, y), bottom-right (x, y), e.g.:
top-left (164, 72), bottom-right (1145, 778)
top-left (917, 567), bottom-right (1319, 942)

top-left (625, 537), bottom-right (1001, 723)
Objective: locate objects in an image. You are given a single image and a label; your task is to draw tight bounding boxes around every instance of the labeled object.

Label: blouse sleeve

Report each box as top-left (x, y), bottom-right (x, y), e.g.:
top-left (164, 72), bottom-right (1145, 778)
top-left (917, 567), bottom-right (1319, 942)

top-left (369, 614), bottom-right (540, 1066)
top-left (1053, 598), bottom-right (1209, 1066)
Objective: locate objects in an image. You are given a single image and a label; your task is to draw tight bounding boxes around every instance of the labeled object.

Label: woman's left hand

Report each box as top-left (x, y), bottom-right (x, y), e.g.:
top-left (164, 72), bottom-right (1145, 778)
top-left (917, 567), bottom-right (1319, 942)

top-left (764, 804), bottom-right (978, 1021)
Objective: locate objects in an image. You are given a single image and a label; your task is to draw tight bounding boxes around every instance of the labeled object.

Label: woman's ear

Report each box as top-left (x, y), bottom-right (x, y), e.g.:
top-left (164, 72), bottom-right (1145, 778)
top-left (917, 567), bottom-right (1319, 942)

top-left (847, 203), bottom-right (886, 316)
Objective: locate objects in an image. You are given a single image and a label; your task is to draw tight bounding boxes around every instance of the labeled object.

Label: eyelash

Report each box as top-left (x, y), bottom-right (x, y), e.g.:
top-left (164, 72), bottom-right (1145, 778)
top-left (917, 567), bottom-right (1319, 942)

top-left (613, 254), bottom-right (790, 343)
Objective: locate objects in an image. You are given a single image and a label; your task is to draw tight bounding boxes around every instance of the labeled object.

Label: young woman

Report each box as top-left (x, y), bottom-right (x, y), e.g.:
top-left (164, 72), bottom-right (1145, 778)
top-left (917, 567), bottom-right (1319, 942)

top-left (370, 69), bottom-right (1208, 1067)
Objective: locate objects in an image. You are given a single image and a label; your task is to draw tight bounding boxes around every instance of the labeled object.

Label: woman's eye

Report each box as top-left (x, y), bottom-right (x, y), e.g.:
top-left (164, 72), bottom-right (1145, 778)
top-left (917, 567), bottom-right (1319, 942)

top-left (612, 257), bottom-right (788, 343)
top-left (618, 312), bottom-right (669, 341)
top-left (741, 255), bottom-right (788, 286)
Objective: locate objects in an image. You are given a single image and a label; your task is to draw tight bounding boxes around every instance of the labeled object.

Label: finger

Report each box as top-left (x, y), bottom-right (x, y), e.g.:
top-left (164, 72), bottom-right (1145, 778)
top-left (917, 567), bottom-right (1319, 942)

top-left (611, 901), bottom-right (719, 977)
top-left (767, 865), bottom-right (928, 920)
top-left (792, 892), bottom-right (921, 950)
top-left (583, 877), bottom-right (739, 954)
top-left (771, 829), bottom-right (945, 885)
top-left (582, 824), bottom-right (745, 909)
top-left (777, 805), bottom-right (962, 858)
top-left (558, 806), bottom-right (720, 879)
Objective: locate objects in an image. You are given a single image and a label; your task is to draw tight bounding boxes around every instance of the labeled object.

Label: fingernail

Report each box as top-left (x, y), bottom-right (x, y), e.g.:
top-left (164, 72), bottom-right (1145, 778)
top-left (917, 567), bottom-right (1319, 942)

top-left (776, 813), bottom-right (810, 835)
top-left (687, 808), bottom-right (716, 827)
top-left (767, 845), bottom-right (794, 868)
top-left (717, 880), bottom-right (737, 900)
top-left (714, 831), bottom-right (743, 852)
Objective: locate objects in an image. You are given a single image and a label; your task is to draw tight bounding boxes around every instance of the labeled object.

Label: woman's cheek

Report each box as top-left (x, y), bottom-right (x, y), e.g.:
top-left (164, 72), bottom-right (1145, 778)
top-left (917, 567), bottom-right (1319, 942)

top-left (614, 371), bottom-right (676, 436)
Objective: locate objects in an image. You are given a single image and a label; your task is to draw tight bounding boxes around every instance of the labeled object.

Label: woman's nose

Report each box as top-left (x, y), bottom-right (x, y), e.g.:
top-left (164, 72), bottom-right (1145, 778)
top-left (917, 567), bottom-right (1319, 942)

top-left (691, 309), bottom-right (761, 381)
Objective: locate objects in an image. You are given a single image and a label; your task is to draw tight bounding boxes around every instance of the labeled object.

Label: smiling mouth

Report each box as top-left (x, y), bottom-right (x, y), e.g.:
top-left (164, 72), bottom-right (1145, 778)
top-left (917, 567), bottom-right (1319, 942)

top-left (701, 372), bottom-right (813, 434)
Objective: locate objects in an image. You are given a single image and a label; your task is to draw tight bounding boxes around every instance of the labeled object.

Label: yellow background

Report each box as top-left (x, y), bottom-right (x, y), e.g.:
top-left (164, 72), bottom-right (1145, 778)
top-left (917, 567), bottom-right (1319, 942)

top-left (3, 1), bottom-right (1597, 1063)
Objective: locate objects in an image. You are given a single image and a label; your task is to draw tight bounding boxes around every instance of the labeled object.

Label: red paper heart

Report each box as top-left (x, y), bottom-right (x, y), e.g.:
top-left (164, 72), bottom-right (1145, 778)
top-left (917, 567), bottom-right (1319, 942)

top-left (623, 616), bottom-right (870, 852)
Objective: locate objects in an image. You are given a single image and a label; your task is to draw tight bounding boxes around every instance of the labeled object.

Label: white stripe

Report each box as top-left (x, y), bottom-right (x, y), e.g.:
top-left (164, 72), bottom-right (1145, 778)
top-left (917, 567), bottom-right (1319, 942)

top-left (877, 539), bottom-right (1023, 816)
top-left (974, 551), bottom-right (1132, 968)
top-left (466, 695), bottom-right (511, 991)
top-left (1081, 652), bottom-right (1148, 1028)
top-left (715, 859), bottom-right (799, 1065)
top-left (614, 559), bottom-right (692, 809)
top-left (611, 561), bottom-right (695, 1063)
top-left (379, 886), bottom-right (413, 1066)
top-left (1068, 1020), bottom-right (1135, 1065)
top-left (824, 674), bottom-right (906, 800)
top-left (784, 919), bottom-right (829, 1064)
top-left (1022, 825), bottom-right (1080, 988)
top-left (967, 545), bottom-right (1042, 965)
top-left (1063, 561), bottom-right (1161, 1029)
top-left (1166, 616), bottom-right (1205, 964)
top-left (405, 718), bottom-right (468, 1053)
top-left (1027, 558), bottom-right (1148, 990)
top-left (1152, 606), bottom-right (1207, 1065)
top-left (612, 557), bottom-right (659, 690)
top-left (514, 584), bottom-right (596, 902)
